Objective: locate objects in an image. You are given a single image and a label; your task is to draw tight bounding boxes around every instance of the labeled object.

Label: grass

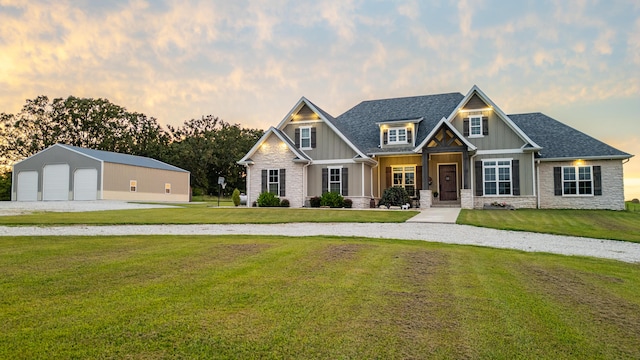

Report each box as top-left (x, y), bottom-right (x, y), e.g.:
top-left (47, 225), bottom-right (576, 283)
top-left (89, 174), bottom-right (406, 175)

top-left (458, 208), bottom-right (640, 243)
top-left (0, 207), bottom-right (418, 226)
top-left (1, 235), bottom-right (639, 359)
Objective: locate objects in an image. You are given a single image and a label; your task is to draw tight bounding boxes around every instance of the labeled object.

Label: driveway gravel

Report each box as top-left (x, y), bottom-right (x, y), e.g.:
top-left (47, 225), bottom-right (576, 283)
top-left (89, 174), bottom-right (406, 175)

top-left (2, 201), bottom-right (639, 263)
top-left (2, 222), bottom-right (640, 264)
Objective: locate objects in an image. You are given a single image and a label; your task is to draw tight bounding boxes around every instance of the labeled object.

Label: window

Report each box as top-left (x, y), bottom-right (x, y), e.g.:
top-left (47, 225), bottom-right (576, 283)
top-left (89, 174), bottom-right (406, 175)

top-left (268, 169), bottom-right (279, 195)
top-left (300, 127), bottom-right (311, 149)
top-left (563, 166), bottom-right (592, 195)
top-left (388, 128), bottom-right (408, 144)
top-left (470, 115), bottom-right (482, 136)
top-left (328, 167), bottom-right (342, 194)
top-left (165, 183), bottom-right (171, 194)
top-left (392, 166), bottom-right (416, 196)
top-left (130, 180), bottom-right (137, 192)
top-left (483, 160), bottom-right (511, 195)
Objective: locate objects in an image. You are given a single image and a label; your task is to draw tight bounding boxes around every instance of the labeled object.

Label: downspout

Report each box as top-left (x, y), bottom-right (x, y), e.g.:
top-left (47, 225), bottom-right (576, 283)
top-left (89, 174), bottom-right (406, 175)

top-left (370, 156), bottom-right (379, 199)
top-left (536, 159), bottom-right (541, 209)
top-left (245, 165), bottom-right (250, 206)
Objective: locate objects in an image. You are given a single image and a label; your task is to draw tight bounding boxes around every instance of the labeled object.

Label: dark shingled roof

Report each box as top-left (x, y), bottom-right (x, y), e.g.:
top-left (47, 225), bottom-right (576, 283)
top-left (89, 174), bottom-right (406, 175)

top-left (59, 144), bottom-right (189, 172)
top-left (333, 93), bottom-right (464, 154)
top-left (509, 113), bottom-right (631, 160)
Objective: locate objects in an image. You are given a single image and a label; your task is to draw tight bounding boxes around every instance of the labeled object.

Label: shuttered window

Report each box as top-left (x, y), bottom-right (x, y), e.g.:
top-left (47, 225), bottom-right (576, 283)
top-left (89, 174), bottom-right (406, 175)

top-left (562, 166), bottom-right (593, 195)
top-left (483, 160), bottom-right (512, 196)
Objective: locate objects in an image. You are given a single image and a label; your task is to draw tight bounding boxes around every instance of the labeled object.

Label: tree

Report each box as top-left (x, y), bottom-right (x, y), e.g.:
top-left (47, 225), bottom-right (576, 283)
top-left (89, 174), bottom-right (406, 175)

top-left (165, 116), bottom-right (262, 195)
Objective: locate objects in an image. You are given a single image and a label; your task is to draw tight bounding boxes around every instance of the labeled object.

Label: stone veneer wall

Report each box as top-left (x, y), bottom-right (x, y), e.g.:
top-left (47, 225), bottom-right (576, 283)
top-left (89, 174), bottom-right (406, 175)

top-left (473, 196), bottom-right (537, 209)
top-left (460, 189), bottom-right (473, 209)
top-left (248, 135), bottom-right (306, 208)
top-left (538, 160), bottom-right (625, 210)
top-left (419, 190), bottom-right (432, 208)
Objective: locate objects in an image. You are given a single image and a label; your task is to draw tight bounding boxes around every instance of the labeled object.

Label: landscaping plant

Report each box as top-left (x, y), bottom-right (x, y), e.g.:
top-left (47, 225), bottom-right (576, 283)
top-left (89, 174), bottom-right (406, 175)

top-left (256, 192), bottom-right (280, 207)
top-left (378, 186), bottom-right (410, 208)
top-left (232, 188), bottom-right (241, 207)
top-left (320, 191), bottom-right (344, 208)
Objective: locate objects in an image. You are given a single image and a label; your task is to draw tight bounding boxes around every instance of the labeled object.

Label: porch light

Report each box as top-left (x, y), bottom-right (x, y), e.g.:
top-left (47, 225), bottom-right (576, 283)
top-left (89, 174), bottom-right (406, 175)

top-left (574, 159), bottom-right (585, 166)
top-left (459, 107), bottom-right (493, 113)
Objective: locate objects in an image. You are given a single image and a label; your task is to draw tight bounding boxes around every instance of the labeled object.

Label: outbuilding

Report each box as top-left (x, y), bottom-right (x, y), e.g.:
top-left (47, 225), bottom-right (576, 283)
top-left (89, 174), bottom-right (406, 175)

top-left (11, 144), bottom-right (190, 202)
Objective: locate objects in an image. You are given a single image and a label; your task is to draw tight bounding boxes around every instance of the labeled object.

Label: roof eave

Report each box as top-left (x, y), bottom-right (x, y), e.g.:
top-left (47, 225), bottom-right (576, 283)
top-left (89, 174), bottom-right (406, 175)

top-left (538, 155), bottom-right (633, 162)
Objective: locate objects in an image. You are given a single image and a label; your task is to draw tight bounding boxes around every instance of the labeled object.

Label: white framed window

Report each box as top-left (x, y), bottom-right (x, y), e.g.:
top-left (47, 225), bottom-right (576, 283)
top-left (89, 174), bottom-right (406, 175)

top-left (483, 160), bottom-right (511, 195)
top-left (268, 169), bottom-right (280, 195)
top-left (165, 183), bottom-right (171, 194)
top-left (392, 165), bottom-right (416, 196)
top-left (300, 126), bottom-right (312, 150)
top-left (563, 166), bottom-right (593, 196)
top-left (470, 115), bottom-right (483, 137)
top-left (388, 127), bottom-right (408, 144)
top-left (329, 167), bottom-right (342, 194)
top-left (130, 180), bottom-right (137, 192)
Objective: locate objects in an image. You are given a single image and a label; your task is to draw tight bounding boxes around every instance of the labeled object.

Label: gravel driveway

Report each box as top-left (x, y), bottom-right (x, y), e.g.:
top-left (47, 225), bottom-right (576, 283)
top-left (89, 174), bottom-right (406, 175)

top-left (2, 201), bottom-right (639, 263)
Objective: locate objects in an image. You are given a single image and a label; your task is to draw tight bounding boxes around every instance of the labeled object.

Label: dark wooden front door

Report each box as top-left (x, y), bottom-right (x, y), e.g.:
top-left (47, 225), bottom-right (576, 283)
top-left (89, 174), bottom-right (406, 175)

top-left (439, 165), bottom-right (457, 201)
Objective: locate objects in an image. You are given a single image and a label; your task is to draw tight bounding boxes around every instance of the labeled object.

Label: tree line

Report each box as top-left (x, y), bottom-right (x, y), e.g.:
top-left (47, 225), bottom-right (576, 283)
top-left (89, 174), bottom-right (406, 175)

top-left (0, 96), bottom-right (264, 200)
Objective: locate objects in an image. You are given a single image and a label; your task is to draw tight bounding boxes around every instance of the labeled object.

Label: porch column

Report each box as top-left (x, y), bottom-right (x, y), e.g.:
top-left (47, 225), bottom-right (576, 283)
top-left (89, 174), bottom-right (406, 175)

top-left (462, 148), bottom-right (470, 189)
top-left (422, 151), bottom-right (430, 190)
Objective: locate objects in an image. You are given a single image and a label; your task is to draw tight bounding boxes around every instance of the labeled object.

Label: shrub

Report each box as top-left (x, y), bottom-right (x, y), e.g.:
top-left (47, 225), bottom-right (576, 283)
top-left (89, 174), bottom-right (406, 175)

top-left (257, 192), bottom-right (280, 207)
top-left (309, 196), bottom-right (321, 208)
top-left (231, 188), bottom-right (241, 207)
top-left (280, 198), bottom-right (290, 207)
top-left (320, 191), bottom-right (344, 208)
top-left (379, 187), bottom-right (410, 208)
top-left (343, 198), bottom-right (353, 208)
top-left (192, 187), bottom-right (204, 196)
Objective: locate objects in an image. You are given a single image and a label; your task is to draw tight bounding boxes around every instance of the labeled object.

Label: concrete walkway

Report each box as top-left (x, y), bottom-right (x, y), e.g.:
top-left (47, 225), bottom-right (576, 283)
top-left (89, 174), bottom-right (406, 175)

top-left (406, 207), bottom-right (461, 223)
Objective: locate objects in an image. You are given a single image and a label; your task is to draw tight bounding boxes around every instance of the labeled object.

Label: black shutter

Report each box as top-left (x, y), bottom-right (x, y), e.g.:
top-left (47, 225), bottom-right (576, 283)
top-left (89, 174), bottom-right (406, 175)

top-left (311, 127), bottom-right (316, 148)
top-left (279, 169), bottom-right (286, 197)
top-left (407, 128), bottom-right (412, 144)
top-left (593, 166), bottom-right (602, 196)
top-left (416, 166), bottom-right (423, 191)
top-left (342, 168), bottom-right (348, 196)
top-left (261, 170), bottom-right (267, 193)
top-left (482, 117), bottom-right (489, 135)
top-left (512, 160), bottom-right (520, 195)
top-left (383, 130), bottom-right (388, 145)
top-left (463, 118), bottom-right (469, 137)
top-left (554, 167), bottom-right (562, 196)
top-left (322, 168), bottom-right (328, 194)
top-left (294, 128), bottom-right (300, 148)
top-left (475, 161), bottom-right (483, 196)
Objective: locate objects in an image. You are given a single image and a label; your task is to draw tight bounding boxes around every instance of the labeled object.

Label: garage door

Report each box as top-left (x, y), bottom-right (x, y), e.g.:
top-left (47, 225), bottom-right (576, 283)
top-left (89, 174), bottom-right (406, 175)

top-left (74, 168), bottom-right (98, 201)
top-left (43, 164), bottom-right (70, 201)
top-left (17, 171), bottom-right (38, 201)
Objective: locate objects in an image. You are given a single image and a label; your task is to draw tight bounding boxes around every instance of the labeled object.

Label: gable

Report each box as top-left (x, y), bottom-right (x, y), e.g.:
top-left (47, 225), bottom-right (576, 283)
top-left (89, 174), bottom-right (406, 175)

top-left (451, 111), bottom-right (526, 150)
top-left (292, 104), bottom-right (320, 121)
top-left (462, 93), bottom-right (490, 110)
top-left (282, 121), bottom-right (357, 160)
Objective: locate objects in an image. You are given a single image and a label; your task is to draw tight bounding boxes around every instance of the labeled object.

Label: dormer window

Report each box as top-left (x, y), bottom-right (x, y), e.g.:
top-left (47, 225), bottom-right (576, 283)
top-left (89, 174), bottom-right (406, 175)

top-left (384, 127), bottom-right (411, 145)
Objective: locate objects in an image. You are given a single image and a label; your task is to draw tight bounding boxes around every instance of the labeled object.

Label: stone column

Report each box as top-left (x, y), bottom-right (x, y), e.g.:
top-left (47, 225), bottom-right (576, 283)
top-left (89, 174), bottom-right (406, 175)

top-left (419, 190), bottom-right (432, 208)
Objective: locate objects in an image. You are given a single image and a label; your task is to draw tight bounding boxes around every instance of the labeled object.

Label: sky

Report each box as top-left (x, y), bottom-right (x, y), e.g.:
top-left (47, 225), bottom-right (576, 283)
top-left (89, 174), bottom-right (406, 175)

top-left (1, 0), bottom-right (639, 199)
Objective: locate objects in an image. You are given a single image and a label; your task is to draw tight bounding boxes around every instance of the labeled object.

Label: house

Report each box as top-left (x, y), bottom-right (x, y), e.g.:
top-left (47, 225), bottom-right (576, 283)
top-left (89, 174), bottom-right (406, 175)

top-left (238, 86), bottom-right (632, 210)
top-left (12, 144), bottom-right (190, 202)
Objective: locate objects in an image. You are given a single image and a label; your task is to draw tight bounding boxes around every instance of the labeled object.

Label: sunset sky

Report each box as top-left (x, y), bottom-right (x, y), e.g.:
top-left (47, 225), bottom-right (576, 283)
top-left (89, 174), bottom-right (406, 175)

top-left (1, 0), bottom-right (639, 198)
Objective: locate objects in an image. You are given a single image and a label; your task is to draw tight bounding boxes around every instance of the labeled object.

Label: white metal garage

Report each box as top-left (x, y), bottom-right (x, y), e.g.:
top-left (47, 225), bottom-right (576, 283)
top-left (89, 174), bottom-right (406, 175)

top-left (73, 168), bottom-right (98, 200)
top-left (17, 171), bottom-right (38, 201)
top-left (43, 164), bottom-right (70, 201)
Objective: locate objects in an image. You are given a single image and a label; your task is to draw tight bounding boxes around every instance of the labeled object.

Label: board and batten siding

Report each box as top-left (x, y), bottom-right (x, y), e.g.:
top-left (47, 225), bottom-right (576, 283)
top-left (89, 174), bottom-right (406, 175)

top-left (451, 111), bottom-right (525, 150)
top-left (102, 162), bottom-right (189, 201)
top-left (474, 153), bottom-right (535, 196)
top-left (283, 121), bottom-right (357, 160)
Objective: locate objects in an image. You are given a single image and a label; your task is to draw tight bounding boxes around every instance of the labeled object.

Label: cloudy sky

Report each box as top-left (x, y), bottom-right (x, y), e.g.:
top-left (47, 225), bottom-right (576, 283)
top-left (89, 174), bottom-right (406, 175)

top-left (1, 0), bottom-right (639, 198)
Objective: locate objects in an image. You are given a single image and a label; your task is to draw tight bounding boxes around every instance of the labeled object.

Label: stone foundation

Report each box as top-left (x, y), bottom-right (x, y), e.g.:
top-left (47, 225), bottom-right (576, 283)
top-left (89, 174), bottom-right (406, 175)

top-left (419, 190), bottom-right (432, 208)
top-left (473, 196), bottom-right (537, 209)
top-left (460, 189), bottom-right (473, 209)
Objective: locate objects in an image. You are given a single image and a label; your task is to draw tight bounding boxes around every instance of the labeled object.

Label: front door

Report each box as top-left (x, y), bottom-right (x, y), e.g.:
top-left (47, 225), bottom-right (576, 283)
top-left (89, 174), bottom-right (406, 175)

top-left (439, 165), bottom-right (457, 201)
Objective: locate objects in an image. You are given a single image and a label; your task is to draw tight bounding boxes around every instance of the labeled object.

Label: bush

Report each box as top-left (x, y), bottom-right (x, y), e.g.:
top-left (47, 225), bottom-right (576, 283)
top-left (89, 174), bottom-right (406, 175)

top-left (232, 188), bottom-right (241, 207)
top-left (280, 198), bottom-right (290, 207)
top-left (343, 198), bottom-right (353, 208)
top-left (320, 191), bottom-right (344, 208)
top-left (0, 171), bottom-right (11, 201)
top-left (379, 187), bottom-right (410, 208)
top-left (192, 187), bottom-right (204, 196)
top-left (257, 192), bottom-right (280, 207)
top-left (309, 196), bottom-right (321, 208)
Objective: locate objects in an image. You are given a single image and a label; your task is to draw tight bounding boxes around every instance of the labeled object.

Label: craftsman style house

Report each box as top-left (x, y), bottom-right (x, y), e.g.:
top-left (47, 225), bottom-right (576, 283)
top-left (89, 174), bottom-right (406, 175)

top-left (238, 86), bottom-right (632, 210)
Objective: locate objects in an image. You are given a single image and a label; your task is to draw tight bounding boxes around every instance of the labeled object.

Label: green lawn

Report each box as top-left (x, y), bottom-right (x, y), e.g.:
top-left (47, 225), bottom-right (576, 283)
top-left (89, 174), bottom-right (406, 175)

top-left (1, 235), bottom-right (639, 359)
top-left (458, 208), bottom-right (640, 243)
top-left (0, 207), bottom-right (417, 225)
